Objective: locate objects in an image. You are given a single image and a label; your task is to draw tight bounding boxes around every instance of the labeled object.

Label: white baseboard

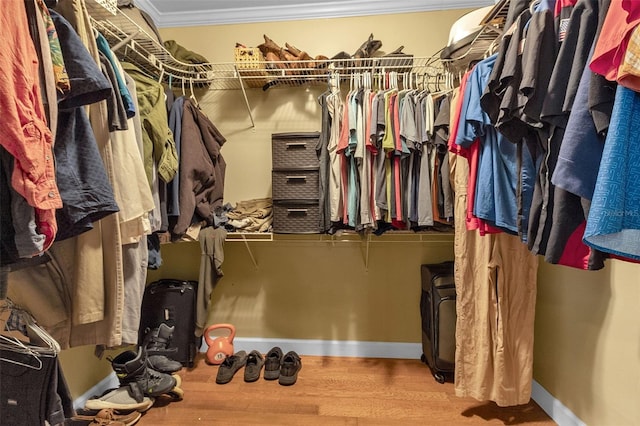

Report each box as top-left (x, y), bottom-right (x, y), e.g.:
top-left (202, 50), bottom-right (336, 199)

top-left (531, 380), bottom-right (585, 426)
top-left (205, 337), bottom-right (423, 359)
top-left (76, 339), bottom-right (583, 426)
top-left (73, 371), bottom-right (119, 410)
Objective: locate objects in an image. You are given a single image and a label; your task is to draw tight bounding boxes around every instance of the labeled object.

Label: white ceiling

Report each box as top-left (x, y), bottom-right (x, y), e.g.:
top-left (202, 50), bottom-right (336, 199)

top-left (136, 0), bottom-right (494, 27)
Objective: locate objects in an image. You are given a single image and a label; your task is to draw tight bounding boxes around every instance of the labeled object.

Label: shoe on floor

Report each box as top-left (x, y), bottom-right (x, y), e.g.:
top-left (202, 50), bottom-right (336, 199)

top-left (215, 350), bottom-right (248, 384)
top-left (263, 346), bottom-right (283, 380)
top-left (244, 350), bottom-right (265, 382)
top-left (84, 387), bottom-right (154, 412)
top-left (279, 351), bottom-right (302, 386)
top-left (72, 408), bottom-right (142, 426)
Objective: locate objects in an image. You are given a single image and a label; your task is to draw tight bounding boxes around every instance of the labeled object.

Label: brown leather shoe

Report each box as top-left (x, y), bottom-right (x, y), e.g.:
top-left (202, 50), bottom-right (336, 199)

top-left (257, 34), bottom-right (282, 57)
top-left (72, 408), bottom-right (142, 426)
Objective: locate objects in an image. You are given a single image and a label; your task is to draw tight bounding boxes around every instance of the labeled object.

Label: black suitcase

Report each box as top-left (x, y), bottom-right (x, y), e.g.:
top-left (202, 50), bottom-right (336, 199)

top-left (420, 262), bottom-right (456, 383)
top-left (138, 279), bottom-right (200, 368)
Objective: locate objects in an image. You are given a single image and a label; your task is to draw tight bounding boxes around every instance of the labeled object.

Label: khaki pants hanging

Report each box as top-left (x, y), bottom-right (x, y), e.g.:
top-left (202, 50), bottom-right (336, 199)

top-left (451, 153), bottom-right (538, 407)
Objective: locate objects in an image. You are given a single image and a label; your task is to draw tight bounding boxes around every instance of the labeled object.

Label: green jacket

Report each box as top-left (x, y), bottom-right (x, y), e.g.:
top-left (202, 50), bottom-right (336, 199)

top-left (121, 62), bottom-right (178, 186)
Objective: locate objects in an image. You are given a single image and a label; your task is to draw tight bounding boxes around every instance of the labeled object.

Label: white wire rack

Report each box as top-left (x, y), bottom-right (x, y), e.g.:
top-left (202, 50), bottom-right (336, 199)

top-left (84, 0), bottom-right (462, 125)
top-left (85, 0), bottom-right (448, 87)
top-left (440, 0), bottom-right (510, 73)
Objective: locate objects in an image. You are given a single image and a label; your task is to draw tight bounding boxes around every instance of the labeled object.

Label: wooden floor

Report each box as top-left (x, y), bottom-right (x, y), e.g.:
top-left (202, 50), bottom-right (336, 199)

top-left (138, 355), bottom-right (556, 425)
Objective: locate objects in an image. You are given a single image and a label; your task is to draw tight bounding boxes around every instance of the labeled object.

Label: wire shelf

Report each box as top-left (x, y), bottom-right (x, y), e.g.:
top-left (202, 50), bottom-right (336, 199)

top-left (440, 0), bottom-right (509, 73)
top-left (85, 0), bottom-right (447, 91)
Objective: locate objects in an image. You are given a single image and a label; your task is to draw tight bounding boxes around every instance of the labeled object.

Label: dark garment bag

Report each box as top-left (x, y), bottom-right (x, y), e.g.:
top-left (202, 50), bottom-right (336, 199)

top-left (139, 279), bottom-right (200, 367)
top-left (420, 261), bottom-right (456, 383)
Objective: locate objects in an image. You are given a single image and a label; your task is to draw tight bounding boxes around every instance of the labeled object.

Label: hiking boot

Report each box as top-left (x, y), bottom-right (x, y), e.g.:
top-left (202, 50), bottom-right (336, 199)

top-left (142, 324), bottom-right (182, 373)
top-left (263, 346), bottom-right (283, 380)
top-left (84, 388), bottom-right (154, 412)
top-left (279, 351), bottom-right (302, 386)
top-left (110, 347), bottom-right (176, 402)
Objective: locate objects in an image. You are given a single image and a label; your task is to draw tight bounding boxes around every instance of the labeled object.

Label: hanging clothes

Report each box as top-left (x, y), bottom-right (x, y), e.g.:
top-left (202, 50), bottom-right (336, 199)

top-left (49, 9), bottom-right (120, 242)
top-left (1, 301), bottom-right (74, 426)
top-left (324, 72), bottom-right (454, 233)
top-left (120, 61), bottom-right (178, 188)
top-left (196, 226), bottom-right (226, 337)
top-left (0, 0), bottom-right (61, 254)
top-left (8, 0), bottom-right (133, 350)
top-left (584, 85), bottom-right (640, 259)
top-left (173, 99), bottom-right (227, 237)
top-left (450, 61), bottom-right (539, 408)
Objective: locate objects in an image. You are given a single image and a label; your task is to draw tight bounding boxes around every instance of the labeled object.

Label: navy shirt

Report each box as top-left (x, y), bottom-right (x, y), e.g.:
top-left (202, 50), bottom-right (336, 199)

top-left (51, 11), bottom-right (119, 241)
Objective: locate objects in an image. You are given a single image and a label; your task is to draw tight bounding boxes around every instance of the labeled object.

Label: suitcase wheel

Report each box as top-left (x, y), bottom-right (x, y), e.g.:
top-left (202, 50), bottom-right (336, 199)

top-left (434, 372), bottom-right (446, 384)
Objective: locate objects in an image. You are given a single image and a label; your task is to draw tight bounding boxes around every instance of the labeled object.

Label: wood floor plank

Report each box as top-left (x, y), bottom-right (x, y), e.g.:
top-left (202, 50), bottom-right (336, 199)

top-left (136, 355), bottom-right (556, 425)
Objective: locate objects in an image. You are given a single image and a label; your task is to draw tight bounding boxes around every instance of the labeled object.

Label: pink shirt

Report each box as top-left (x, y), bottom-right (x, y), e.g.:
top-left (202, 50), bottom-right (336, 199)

top-left (590, 0), bottom-right (640, 81)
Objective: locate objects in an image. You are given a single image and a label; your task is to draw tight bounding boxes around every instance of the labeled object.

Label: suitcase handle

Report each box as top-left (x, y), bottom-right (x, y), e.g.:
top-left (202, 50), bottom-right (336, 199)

top-left (286, 175), bottom-right (307, 180)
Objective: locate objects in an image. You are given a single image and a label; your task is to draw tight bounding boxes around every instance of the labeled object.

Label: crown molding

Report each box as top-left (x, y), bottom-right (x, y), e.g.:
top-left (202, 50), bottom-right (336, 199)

top-left (135, 0), bottom-right (494, 28)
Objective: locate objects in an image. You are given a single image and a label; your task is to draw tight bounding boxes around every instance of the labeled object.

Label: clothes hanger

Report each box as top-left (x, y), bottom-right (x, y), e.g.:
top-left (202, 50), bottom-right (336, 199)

top-left (0, 334), bottom-right (43, 371)
top-left (157, 65), bottom-right (165, 84)
top-left (529, 0), bottom-right (541, 14)
top-left (0, 299), bottom-right (59, 354)
top-left (189, 78), bottom-right (198, 107)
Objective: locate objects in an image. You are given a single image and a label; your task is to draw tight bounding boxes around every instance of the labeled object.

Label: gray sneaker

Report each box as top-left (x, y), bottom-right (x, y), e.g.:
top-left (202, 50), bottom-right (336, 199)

top-left (215, 350), bottom-right (247, 384)
top-left (244, 350), bottom-right (265, 382)
top-left (263, 346), bottom-right (283, 380)
top-left (278, 351), bottom-right (301, 386)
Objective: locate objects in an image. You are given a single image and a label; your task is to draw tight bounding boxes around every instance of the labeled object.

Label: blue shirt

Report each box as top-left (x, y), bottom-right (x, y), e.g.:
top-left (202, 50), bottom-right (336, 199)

top-left (51, 11), bottom-right (119, 241)
top-left (551, 45), bottom-right (603, 200)
top-left (584, 86), bottom-right (640, 260)
top-left (456, 54), bottom-right (520, 234)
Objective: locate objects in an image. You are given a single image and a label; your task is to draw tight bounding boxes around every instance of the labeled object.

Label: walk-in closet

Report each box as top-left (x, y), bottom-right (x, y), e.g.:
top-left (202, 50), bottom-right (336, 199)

top-left (1, 0), bottom-right (638, 425)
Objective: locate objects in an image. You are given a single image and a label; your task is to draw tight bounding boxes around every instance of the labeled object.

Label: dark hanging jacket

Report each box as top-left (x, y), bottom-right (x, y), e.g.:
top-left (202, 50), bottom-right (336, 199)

top-left (173, 99), bottom-right (226, 236)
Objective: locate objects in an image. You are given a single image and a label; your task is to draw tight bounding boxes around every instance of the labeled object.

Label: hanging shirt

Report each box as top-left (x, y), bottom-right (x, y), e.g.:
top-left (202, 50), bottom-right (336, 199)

top-left (327, 91), bottom-right (344, 222)
top-left (95, 32), bottom-right (135, 118)
top-left (50, 10), bottom-right (120, 242)
top-left (120, 62), bottom-right (178, 187)
top-left (584, 85), bottom-right (640, 260)
top-left (167, 96), bottom-right (185, 218)
top-left (456, 54), bottom-right (519, 234)
top-left (0, 0), bottom-right (61, 248)
top-left (590, 0), bottom-right (640, 82)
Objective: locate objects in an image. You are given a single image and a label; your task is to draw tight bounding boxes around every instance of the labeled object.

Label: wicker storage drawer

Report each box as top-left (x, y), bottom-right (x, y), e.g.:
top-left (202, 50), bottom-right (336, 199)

top-left (272, 132), bottom-right (321, 170)
top-left (272, 169), bottom-right (319, 201)
top-left (273, 201), bottom-right (320, 234)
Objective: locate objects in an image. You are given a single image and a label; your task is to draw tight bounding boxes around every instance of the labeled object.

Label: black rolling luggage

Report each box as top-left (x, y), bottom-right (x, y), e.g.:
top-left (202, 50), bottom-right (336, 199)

top-left (420, 262), bottom-right (456, 383)
top-left (138, 279), bottom-right (200, 367)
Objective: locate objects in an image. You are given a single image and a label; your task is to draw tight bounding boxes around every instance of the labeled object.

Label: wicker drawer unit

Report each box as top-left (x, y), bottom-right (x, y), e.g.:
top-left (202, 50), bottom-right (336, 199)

top-left (272, 201), bottom-right (320, 234)
top-left (271, 132), bottom-right (321, 233)
top-left (272, 132), bottom-right (321, 170)
top-left (272, 169), bottom-right (319, 201)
